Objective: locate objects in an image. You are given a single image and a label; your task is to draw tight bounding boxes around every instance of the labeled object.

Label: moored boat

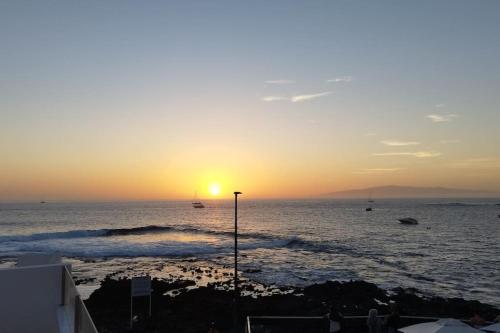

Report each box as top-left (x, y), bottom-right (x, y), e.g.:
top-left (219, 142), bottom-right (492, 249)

top-left (398, 217), bottom-right (418, 225)
top-left (192, 201), bottom-right (205, 208)
top-left (192, 191), bottom-right (205, 208)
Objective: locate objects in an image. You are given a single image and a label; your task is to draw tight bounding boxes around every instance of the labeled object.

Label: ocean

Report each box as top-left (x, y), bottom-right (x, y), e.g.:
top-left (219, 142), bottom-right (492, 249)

top-left (0, 198), bottom-right (499, 306)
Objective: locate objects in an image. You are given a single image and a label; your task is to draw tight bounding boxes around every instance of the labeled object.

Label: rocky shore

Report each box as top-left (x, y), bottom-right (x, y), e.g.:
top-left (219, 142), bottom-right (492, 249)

top-left (84, 275), bottom-right (499, 333)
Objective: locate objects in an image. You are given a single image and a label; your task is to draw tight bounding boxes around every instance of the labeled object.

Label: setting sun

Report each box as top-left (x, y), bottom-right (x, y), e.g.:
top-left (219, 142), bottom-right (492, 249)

top-left (208, 183), bottom-right (221, 196)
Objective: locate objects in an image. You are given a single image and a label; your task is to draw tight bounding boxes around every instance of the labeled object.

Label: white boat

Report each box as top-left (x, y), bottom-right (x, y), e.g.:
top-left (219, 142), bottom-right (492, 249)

top-left (367, 191), bottom-right (375, 203)
top-left (192, 201), bottom-right (205, 208)
top-left (399, 217), bottom-right (418, 225)
top-left (192, 191), bottom-right (205, 208)
top-left (366, 192), bottom-right (374, 211)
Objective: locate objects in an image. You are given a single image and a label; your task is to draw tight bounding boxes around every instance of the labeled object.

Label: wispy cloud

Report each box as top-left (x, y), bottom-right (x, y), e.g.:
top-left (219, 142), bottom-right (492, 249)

top-left (440, 139), bottom-right (460, 144)
top-left (265, 79), bottom-right (295, 85)
top-left (364, 132), bottom-right (377, 137)
top-left (353, 168), bottom-right (403, 174)
top-left (426, 114), bottom-right (459, 123)
top-left (326, 76), bottom-right (352, 83)
top-left (381, 140), bottom-right (420, 146)
top-left (373, 151), bottom-right (442, 158)
top-left (448, 157), bottom-right (500, 169)
top-left (262, 91), bottom-right (333, 103)
top-left (261, 96), bottom-right (288, 102)
top-left (434, 103), bottom-right (446, 108)
top-left (290, 91), bottom-right (332, 102)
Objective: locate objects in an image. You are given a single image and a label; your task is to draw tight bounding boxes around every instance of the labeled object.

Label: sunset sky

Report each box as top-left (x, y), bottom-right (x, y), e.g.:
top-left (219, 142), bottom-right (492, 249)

top-left (1, 1), bottom-right (500, 201)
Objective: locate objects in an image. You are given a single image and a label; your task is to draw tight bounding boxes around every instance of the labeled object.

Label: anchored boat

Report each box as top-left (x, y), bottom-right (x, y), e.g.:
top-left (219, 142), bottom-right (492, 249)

top-left (398, 217), bottom-right (418, 225)
top-left (192, 191), bottom-right (205, 208)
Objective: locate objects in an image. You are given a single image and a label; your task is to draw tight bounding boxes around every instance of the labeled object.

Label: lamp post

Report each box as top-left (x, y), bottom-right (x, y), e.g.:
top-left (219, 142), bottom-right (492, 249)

top-left (233, 191), bottom-right (242, 333)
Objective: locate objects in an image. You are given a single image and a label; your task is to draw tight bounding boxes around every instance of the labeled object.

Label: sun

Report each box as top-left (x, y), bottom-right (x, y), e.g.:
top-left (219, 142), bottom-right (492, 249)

top-left (208, 183), bottom-right (221, 196)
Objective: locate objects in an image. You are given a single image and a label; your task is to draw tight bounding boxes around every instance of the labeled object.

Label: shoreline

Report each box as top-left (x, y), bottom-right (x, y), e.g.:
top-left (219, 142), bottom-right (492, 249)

top-left (3, 255), bottom-right (499, 307)
top-left (2, 198), bottom-right (499, 309)
top-left (85, 273), bottom-right (500, 333)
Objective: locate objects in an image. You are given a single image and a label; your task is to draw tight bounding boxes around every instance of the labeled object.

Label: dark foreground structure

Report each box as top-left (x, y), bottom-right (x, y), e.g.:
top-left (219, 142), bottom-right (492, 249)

top-left (84, 276), bottom-right (499, 333)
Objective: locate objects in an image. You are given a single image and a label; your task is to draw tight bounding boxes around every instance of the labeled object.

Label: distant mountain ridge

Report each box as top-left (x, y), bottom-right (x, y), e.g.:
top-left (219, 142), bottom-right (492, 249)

top-left (324, 185), bottom-right (494, 198)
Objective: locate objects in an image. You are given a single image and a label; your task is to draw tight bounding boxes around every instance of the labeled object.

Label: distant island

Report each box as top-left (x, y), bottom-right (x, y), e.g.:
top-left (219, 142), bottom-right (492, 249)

top-left (324, 185), bottom-right (495, 198)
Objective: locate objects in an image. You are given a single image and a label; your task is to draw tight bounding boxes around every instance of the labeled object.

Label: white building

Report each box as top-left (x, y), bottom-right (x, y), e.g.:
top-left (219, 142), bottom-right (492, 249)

top-left (0, 255), bottom-right (98, 333)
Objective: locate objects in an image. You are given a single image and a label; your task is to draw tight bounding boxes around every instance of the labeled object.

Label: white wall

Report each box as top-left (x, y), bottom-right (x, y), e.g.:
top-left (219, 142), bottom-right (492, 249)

top-left (0, 264), bottom-right (64, 333)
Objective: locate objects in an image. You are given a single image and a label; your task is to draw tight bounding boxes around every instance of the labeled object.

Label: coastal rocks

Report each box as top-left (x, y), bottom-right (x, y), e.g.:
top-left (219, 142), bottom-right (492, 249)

top-left (74, 277), bottom-right (96, 285)
top-left (391, 287), bottom-right (500, 320)
top-left (303, 280), bottom-right (390, 314)
top-left (85, 278), bottom-right (500, 333)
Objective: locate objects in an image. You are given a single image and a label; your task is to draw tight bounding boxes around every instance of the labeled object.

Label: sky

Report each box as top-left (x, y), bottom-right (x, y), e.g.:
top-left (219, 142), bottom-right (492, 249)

top-left (1, 1), bottom-right (500, 201)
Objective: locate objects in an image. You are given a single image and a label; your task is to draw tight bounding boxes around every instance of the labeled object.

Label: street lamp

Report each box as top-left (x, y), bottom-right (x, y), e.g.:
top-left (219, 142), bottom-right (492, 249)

top-left (233, 191), bottom-right (242, 332)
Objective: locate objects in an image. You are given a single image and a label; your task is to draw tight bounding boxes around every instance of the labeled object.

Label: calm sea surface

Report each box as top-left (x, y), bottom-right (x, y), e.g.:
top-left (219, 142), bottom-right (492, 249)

top-left (0, 199), bottom-right (499, 306)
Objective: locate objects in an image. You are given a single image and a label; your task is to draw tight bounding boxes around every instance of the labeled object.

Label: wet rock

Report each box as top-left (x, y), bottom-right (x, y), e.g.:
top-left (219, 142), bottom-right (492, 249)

top-left (85, 278), bottom-right (500, 333)
top-left (74, 277), bottom-right (96, 285)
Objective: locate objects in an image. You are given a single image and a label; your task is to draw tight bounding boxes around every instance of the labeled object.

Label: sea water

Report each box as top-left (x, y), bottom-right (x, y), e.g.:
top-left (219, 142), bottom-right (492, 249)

top-left (0, 199), bottom-right (499, 306)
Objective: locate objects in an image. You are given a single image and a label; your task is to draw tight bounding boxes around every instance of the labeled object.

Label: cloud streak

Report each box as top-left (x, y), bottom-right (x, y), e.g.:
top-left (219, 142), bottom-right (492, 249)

top-left (448, 157), bottom-right (500, 169)
top-left (353, 168), bottom-right (403, 174)
top-left (426, 114), bottom-right (459, 123)
top-left (265, 79), bottom-right (295, 84)
top-left (373, 151), bottom-right (442, 158)
top-left (261, 96), bottom-right (288, 102)
top-left (290, 91), bottom-right (332, 102)
top-left (381, 140), bottom-right (420, 146)
top-left (263, 92), bottom-right (333, 103)
top-left (327, 76), bottom-right (352, 83)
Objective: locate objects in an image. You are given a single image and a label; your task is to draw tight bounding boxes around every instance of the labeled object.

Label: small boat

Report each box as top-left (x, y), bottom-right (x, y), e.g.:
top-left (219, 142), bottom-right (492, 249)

top-left (40, 201), bottom-right (46, 204)
top-left (399, 217), bottom-right (418, 225)
top-left (366, 192), bottom-right (374, 211)
top-left (192, 201), bottom-right (205, 208)
top-left (192, 191), bottom-right (205, 208)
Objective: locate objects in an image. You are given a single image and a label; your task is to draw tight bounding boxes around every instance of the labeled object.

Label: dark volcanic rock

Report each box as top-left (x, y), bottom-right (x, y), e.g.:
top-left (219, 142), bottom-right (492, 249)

top-left (85, 278), bottom-right (499, 333)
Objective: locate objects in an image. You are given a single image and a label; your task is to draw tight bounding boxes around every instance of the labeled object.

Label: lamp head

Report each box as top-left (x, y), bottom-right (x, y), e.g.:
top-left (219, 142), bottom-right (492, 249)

top-left (234, 191), bottom-right (242, 195)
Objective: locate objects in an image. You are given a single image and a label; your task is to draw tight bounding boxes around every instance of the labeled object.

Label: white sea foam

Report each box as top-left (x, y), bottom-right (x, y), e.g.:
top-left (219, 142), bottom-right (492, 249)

top-left (0, 229), bottom-right (108, 243)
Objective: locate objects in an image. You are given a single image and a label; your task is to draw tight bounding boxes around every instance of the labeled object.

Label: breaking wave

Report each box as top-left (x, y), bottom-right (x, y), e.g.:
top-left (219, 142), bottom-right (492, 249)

top-left (0, 224), bottom-right (373, 257)
top-left (0, 224), bottom-right (280, 243)
top-left (0, 229), bottom-right (108, 243)
top-left (0, 225), bottom-right (426, 272)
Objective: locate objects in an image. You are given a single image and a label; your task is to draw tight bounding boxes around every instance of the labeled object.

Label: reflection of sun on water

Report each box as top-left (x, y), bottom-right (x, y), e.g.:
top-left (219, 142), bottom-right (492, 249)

top-left (127, 232), bottom-right (220, 243)
top-left (208, 183), bottom-right (221, 196)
